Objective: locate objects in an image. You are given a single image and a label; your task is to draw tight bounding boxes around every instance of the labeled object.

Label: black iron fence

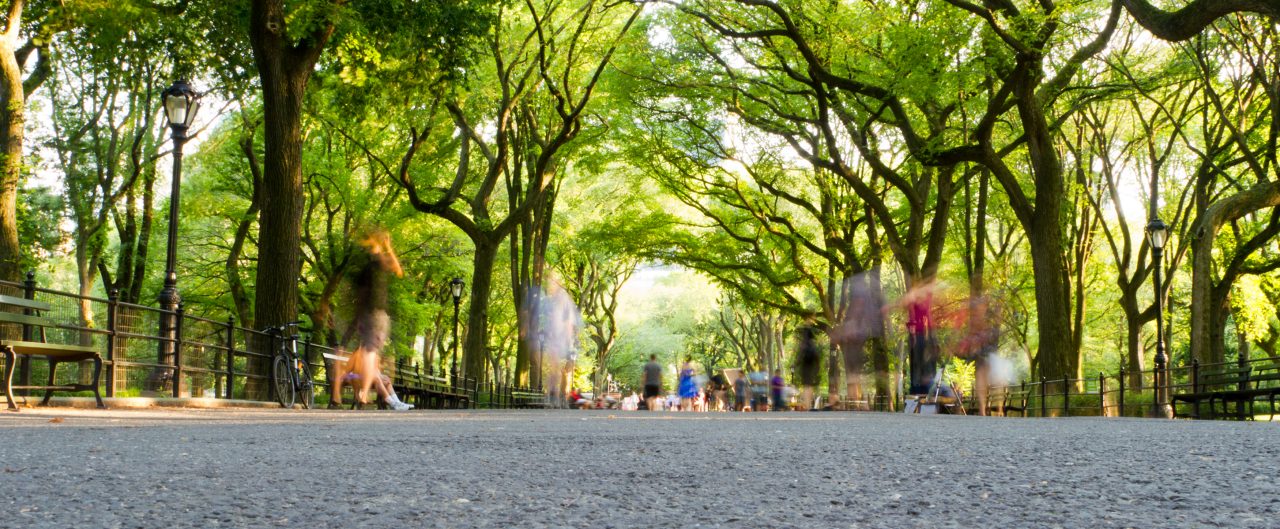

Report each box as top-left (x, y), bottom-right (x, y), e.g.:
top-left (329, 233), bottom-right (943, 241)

top-left (0, 274), bottom-right (543, 409)
top-left (977, 355), bottom-right (1280, 419)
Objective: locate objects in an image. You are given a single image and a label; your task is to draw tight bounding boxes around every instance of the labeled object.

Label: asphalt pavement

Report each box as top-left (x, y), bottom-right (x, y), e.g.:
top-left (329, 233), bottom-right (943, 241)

top-left (0, 408), bottom-right (1276, 528)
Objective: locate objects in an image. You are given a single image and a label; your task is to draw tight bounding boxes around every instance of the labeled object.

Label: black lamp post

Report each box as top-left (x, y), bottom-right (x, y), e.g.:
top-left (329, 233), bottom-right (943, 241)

top-left (1148, 217), bottom-right (1171, 418)
top-left (450, 277), bottom-right (464, 382)
top-left (150, 80), bottom-right (199, 392)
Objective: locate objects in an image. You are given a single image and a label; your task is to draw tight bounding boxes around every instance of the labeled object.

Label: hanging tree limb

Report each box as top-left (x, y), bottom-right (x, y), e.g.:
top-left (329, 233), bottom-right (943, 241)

top-left (1120, 0), bottom-right (1280, 41)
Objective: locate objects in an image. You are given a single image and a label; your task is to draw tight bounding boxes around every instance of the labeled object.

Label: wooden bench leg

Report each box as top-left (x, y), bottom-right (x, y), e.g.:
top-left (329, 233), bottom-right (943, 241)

top-left (2, 347), bottom-right (16, 411)
top-left (41, 358), bottom-right (59, 406)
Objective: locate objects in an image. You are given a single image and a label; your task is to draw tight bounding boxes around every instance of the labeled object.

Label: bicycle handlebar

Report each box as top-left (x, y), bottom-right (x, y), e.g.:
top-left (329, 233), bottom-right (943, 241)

top-left (262, 321), bottom-right (304, 334)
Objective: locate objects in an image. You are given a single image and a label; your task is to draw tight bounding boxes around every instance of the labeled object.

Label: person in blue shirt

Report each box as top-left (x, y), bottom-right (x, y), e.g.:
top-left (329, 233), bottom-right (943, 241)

top-left (678, 357), bottom-right (698, 411)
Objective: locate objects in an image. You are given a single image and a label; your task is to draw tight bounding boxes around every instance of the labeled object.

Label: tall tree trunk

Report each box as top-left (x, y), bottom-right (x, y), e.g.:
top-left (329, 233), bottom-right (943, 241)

top-left (1208, 284), bottom-right (1232, 365)
top-left (511, 182), bottom-right (554, 387)
top-left (967, 168), bottom-right (990, 412)
top-left (462, 239), bottom-right (499, 381)
top-left (1125, 313), bottom-right (1145, 389)
top-left (1027, 219), bottom-right (1074, 381)
top-left (247, 0), bottom-right (333, 398)
top-left (0, 34), bottom-right (25, 282)
top-left (1002, 59), bottom-right (1076, 384)
top-left (1235, 306), bottom-right (1250, 365)
top-left (228, 134), bottom-right (262, 327)
top-left (1189, 181), bottom-right (1280, 364)
top-left (128, 170), bottom-right (155, 304)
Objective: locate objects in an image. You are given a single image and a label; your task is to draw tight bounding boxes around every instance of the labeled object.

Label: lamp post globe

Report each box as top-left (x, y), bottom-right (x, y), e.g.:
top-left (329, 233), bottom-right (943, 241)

top-left (158, 79), bottom-right (200, 308)
top-left (151, 79), bottom-right (200, 393)
top-left (1147, 217), bottom-right (1172, 418)
top-left (450, 278), bottom-right (464, 381)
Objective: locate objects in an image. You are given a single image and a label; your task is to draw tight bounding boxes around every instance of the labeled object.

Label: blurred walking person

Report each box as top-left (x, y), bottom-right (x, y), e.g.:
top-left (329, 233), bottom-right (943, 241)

top-left (642, 354), bottom-right (663, 411)
top-left (831, 270), bottom-right (885, 406)
top-left (796, 325), bottom-right (821, 411)
top-left (770, 369), bottom-right (786, 411)
top-left (335, 228), bottom-right (412, 411)
top-left (733, 373), bottom-right (748, 411)
top-left (900, 280), bottom-right (941, 395)
top-left (678, 357), bottom-right (698, 411)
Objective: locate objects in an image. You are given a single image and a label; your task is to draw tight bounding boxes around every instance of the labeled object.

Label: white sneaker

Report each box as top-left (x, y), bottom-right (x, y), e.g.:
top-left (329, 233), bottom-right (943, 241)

top-left (391, 400), bottom-right (414, 411)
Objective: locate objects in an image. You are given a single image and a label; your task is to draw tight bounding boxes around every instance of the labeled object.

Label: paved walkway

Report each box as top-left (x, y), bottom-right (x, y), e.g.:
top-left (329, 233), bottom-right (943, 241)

top-left (1, 408), bottom-right (1277, 528)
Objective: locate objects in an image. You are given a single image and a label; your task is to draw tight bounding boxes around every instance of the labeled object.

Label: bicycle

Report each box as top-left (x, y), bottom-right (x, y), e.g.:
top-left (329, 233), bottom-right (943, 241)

top-left (264, 321), bottom-right (314, 409)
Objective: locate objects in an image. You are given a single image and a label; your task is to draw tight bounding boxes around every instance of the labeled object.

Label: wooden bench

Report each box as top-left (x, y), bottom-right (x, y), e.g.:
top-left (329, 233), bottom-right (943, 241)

top-left (511, 390), bottom-right (545, 409)
top-left (1199, 362), bottom-right (1280, 421)
top-left (1172, 366), bottom-right (1251, 420)
top-left (324, 352), bottom-right (470, 409)
top-left (0, 294), bottom-right (104, 410)
top-left (392, 365), bottom-right (470, 409)
top-left (1240, 361), bottom-right (1280, 420)
top-left (988, 383), bottom-right (1029, 416)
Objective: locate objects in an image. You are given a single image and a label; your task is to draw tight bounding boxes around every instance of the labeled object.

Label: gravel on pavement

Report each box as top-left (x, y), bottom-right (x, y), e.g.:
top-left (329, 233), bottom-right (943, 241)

top-left (1, 408), bottom-right (1277, 528)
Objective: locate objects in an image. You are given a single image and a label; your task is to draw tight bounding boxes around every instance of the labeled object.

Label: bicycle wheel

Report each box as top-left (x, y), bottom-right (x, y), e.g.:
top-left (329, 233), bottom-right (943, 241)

top-left (296, 360), bottom-right (315, 410)
top-left (272, 355), bottom-right (296, 409)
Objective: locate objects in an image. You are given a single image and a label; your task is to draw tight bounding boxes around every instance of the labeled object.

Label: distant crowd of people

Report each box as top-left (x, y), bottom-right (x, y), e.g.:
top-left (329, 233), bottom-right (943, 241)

top-left (569, 354), bottom-right (817, 412)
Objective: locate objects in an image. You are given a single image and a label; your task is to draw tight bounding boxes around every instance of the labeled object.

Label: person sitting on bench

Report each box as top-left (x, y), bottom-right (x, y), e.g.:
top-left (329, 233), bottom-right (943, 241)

top-left (332, 228), bottom-right (413, 411)
top-left (329, 350), bottom-right (411, 410)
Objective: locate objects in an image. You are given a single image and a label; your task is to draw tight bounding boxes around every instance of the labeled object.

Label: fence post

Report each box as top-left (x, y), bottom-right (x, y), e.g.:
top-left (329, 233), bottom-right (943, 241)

top-left (1063, 377), bottom-right (1070, 417)
top-left (395, 357), bottom-right (404, 389)
top-left (1118, 369), bottom-right (1126, 417)
top-left (225, 317), bottom-right (236, 399)
top-left (1039, 376), bottom-right (1047, 417)
top-left (303, 336), bottom-right (315, 389)
top-left (1098, 372), bottom-right (1106, 417)
top-left (1190, 359), bottom-right (1200, 393)
top-left (105, 289), bottom-right (119, 398)
top-left (172, 303), bottom-right (184, 398)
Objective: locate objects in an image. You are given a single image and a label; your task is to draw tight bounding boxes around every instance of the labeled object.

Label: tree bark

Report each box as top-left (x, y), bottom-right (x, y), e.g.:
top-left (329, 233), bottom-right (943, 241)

top-left (247, 0), bottom-right (334, 398)
top-left (1120, 0), bottom-right (1280, 41)
top-left (462, 239), bottom-right (499, 381)
top-left (1189, 181), bottom-right (1280, 364)
top-left (1125, 311), bottom-right (1146, 389)
top-left (0, 30), bottom-right (24, 281)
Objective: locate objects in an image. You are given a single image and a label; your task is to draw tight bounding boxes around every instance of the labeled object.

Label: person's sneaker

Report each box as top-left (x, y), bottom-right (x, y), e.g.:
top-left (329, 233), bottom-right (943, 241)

top-left (390, 400), bottom-right (414, 411)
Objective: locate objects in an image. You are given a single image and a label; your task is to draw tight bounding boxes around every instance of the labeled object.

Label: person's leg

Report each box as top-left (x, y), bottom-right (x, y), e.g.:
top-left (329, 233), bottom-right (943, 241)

top-left (331, 354), bottom-right (351, 407)
top-left (355, 349), bottom-right (380, 404)
top-left (375, 373), bottom-right (414, 410)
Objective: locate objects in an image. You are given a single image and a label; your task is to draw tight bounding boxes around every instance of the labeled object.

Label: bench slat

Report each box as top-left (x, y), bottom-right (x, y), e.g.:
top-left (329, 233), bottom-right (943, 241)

top-left (0, 339), bottom-right (98, 357)
top-left (0, 311), bottom-right (53, 327)
top-left (11, 385), bottom-right (81, 391)
top-left (0, 294), bottom-right (52, 312)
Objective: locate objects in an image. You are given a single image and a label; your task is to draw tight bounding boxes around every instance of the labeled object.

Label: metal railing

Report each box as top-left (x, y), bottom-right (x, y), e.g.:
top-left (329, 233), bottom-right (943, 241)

top-left (0, 274), bottom-right (544, 409)
top-left (974, 355), bottom-right (1280, 419)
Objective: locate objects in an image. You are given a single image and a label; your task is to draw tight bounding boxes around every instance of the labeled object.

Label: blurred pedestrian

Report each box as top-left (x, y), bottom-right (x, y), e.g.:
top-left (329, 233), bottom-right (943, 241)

top-left (734, 373), bottom-right (748, 411)
top-left (831, 270), bottom-right (885, 403)
top-left (334, 228), bottom-right (412, 411)
top-left (643, 354), bottom-right (663, 412)
top-left (678, 357), bottom-right (698, 411)
top-left (899, 279), bottom-right (941, 395)
top-left (770, 369), bottom-right (786, 411)
top-left (749, 369), bottom-right (769, 411)
top-left (796, 325), bottom-right (821, 411)
top-left (710, 373), bottom-right (728, 411)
